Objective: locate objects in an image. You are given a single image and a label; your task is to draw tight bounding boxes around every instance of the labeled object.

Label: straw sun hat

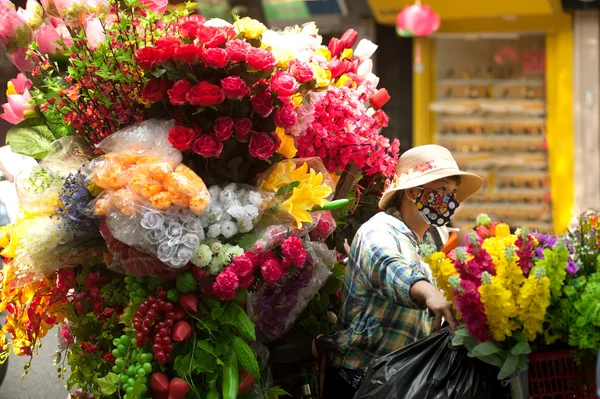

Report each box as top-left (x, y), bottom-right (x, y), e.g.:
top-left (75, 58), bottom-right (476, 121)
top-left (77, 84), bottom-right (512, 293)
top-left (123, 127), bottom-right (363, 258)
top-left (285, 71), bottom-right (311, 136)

top-left (379, 144), bottom-right (484, 210)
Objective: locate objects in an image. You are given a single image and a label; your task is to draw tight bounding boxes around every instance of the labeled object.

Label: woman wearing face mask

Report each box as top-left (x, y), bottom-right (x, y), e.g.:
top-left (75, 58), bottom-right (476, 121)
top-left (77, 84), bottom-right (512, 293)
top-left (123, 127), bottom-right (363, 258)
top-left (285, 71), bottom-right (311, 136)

top-left (324, 145), bottom-right (483, 398)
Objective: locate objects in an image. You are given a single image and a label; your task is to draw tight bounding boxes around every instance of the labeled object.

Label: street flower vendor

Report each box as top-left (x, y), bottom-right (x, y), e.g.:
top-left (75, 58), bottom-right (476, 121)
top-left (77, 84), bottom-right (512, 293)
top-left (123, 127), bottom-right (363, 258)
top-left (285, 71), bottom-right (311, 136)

top-left (326, 145), bottom-right (483, 397)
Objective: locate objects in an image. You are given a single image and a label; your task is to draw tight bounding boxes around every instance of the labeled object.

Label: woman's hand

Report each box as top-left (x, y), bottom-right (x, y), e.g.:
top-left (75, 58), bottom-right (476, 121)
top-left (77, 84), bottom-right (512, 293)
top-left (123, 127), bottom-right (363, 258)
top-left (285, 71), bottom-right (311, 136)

top-left (410, 280), bottom-right (457, 334)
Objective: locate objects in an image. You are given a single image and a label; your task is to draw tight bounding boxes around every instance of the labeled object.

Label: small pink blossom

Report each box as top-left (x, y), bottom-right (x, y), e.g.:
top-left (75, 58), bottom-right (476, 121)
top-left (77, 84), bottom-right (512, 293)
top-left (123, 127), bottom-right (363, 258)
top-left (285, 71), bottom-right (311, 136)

top-left (0, 88), bottom-right (34, 125)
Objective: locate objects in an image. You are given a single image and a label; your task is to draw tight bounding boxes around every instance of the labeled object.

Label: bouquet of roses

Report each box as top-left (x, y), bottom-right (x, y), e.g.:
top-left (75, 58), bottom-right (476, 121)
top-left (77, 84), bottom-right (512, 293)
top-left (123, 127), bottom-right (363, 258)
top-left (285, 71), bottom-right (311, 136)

top-left (421, 214), bottom-right (574, 380)
top-left (0, 0), bottom-right (399, 397)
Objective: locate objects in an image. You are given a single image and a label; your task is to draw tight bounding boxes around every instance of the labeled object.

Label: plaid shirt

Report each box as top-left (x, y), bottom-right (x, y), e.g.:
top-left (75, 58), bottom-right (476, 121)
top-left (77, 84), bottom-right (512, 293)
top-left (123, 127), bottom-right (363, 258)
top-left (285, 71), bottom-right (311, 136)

top-left (331, 209), bottom-right (434, 370)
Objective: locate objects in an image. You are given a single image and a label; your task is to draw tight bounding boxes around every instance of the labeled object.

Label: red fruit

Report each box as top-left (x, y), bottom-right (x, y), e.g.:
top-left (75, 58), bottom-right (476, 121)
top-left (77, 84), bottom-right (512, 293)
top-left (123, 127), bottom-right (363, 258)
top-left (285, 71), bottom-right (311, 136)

top-left (168, 377), bottom-right (189, 399)
top-left (151, 302), bottom-right (160, 312)
top-left (172, 321), bottom-right (192, 342)
top-left (135, 332), bottom-right (144, 342)
top-left (164, 302), bottom-right (174, 313)
top-left (138, 304), bottom-right (149, 314)
top-left (157, 287), bottom-right (167, 298)
top-left (369, 88), bottom-right (391, 110)
top-left (154, 335), bottom-right (163, 345)
top-left (165, 319), bottom-right (174, 328)
top-left (179, 293), bottom-right (199, 313)
top-left (149, 372), bottom-right (170, 393)
top-left (172, 305), bottom-right (186, 321)
top-left (147, 310), bottom-right (157, 319)
top-left (165, 312), bottom-right (176, 321)
top-left (134, 311), bottom-right (143, 319)
top-left (159, 328), bottom-right (169, 337)
top-left (156, 322), bottom-right (166, 329)
top-left (163, 344), bottom-right (173, 353)
top-left (162, 336), bottom-right (172, 346)
top-left (142, 326), bottom-right (151, 335)
top-left (153, 344), bottom-right (162, 353)
top-left (143, 318), bottom-right (153, 327)
top-left (239, 370), bottom-right (255, 394)
top-left (147, 296), bottom-right (157, 304)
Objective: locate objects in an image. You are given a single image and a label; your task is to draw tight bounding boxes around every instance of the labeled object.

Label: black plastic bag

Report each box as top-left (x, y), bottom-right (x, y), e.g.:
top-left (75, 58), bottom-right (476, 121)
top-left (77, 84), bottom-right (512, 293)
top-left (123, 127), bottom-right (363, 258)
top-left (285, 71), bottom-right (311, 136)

top-left (353, 327), bottom-right (506, 399)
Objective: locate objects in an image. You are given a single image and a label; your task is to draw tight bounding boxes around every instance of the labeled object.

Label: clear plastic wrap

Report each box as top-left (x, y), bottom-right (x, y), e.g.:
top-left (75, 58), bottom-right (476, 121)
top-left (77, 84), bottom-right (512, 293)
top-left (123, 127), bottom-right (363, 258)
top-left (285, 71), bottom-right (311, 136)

top-left (248, 241), bottom-right (335, 342)
top-left (89, 119), bottom-right (210, 217)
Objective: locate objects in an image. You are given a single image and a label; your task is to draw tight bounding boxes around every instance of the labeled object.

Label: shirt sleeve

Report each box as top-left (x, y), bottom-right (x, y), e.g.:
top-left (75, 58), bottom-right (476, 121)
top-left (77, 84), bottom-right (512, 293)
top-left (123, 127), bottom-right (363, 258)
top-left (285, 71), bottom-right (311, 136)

top-left (360, 227), bottom-right (431, 310)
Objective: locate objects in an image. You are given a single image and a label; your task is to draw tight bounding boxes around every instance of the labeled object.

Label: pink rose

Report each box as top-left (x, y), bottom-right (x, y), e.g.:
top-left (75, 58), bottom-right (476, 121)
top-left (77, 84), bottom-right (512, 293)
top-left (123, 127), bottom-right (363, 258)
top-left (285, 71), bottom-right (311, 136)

top-left (221, 76), bottom-right (249, 99)
top-left (204, 47), bottom-right (228, 68)
top-left (248, 132), bottom-right (276, 160)
top-left (197, 25), bottom-right (235, 48)
top-left (213, 116), bottom-right (234, 141)
top-left (246, 47), bottom-right (276, 71)
top-left (289, 59), bottom-right (314, 83)
top-left (179, 20), bottom-right (199, 39)
top-left (234, 118), bottom-right (252, 141)
top-left (251, 90), bottom-right (273, 117)
top-left (271, 71), bottom-right (298, 97)
top-left (167, 79), bottom-right (193, 106)
top-left (274, 103), bottom-right (297, 128)
top-left (84, 17), bottom-right (105, 50)
top-left (35, 22), bottom-right (72, 55)
top-left (226, 39), bottom-right (251, 62)
top-left (0, 5), bottom-right (32, 47)
top-left (141, 0), bottom-right (168, 14)
top-left (192, 134), bottom-right (223, 158)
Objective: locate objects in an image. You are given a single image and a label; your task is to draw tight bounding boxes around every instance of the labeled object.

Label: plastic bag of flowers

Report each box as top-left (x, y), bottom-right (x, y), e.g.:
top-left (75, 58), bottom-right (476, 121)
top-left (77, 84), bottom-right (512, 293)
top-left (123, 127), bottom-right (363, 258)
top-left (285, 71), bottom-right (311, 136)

top-left (89, 119), bottom-right (211, 217)
top-left (248, 241), bottom-right (336, 341)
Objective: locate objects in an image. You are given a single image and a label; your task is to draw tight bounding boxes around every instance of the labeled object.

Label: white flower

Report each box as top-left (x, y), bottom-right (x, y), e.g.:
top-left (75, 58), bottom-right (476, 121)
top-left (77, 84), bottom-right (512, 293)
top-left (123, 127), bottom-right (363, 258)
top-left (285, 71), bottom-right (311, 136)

top-left (227, 205), bottom-right (248, 220)
top-left (243, 204), bottom-right (259, 219)
top-left (181, 233), bottom-right (200, 249)
top-left (175, 247), bottom-right (194, 267)
top-left (237, 218), bottom-right (254, 233)
top-left (182, 216), bottom-right (202, 234)
top-left (207, 224), bottom-right (221, 238)
top-left (220, 186), bottom-right (238, 207)
top-left (204, 18), bottom-right (233, 28)
top-left (141, 211), bottom-right (165, 230)
top-left (207, 203), bottom-right (224, 224)
top-left (248, 191), bottom-right (263, 206)
top-left (166, 222), bottom-right (184, 241)
top-left (226, 245), bottom-right (244, 260)
top-left (157, 242), bottom-right (178, 262)
top-left (220, 220), bottom-right (237, 239)
top-left (354, 39), bottom-right (378, 61)
top-left (357, 59), bottom-right (373, 80)
top-left (192, 244), bottom-right (212, 267)
top-left (144, 229), bottom-right (166, 245)
top-left (364, 73), bottom-right (380, 89)
top-left (209, 240), bottom-right (223, 254)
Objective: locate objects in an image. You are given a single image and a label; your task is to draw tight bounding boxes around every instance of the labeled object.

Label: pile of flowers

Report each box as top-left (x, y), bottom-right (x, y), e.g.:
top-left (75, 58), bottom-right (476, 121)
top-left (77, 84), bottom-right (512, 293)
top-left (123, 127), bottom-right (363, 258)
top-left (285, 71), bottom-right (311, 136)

top-left (0, 0), bottom-right (398, 397)
top-left (422, 214), bottom-right (575, 380)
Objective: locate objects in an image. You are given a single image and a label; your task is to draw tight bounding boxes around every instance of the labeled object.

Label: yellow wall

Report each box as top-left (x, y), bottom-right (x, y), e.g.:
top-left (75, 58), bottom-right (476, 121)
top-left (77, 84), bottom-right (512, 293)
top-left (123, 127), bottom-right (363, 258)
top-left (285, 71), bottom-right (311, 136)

top-left (412, 16), bottom-right (574, 234)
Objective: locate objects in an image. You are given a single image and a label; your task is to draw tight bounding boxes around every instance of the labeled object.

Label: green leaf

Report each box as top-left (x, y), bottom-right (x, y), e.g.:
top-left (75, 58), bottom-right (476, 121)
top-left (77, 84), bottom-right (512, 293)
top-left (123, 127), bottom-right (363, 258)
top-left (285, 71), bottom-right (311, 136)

top-left (498, 353), bottom-right (520, 380)
top-left (95, 372), bottom-right (120, 396)
top-left (195, 352), bottom-right (216, 373)
top-left (174, 354), bottom-right (195, 377)
top-left (470, 342), bottom-right (502, 357)
top-left (211, 306), bottom-right (224, 320)
top-left (151, 68), bottom-right (166, 78)
top-left (197, 340), bottom-right (217, 357)
top-left (267, 386), bottom-right (290, 399)
top-left (311, 199), bottom-right (350, 212)
top-left (510, 341), bottom-right (532, 356)
top-left (42, 110), bottom-right (72, 138)
top-left (478, 353), bottom-right (505, 368)
top-left (6, 117), bottom-right (55, 159)
top-left (129, 380), bottom-right (147, 399)
top-left (276, 181), bottom-right (301, 196)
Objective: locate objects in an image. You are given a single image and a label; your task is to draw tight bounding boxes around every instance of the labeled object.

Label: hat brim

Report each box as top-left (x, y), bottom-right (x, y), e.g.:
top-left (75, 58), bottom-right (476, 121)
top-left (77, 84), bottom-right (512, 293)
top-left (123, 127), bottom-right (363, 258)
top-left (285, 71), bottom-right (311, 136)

top-left (378, 168), bottom-right (483, 210)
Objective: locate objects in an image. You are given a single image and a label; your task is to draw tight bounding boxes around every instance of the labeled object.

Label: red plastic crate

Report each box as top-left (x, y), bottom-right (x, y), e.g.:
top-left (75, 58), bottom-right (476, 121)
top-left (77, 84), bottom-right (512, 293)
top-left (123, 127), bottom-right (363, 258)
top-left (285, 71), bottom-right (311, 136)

top-left (529, 349), bottom-right (597, 399)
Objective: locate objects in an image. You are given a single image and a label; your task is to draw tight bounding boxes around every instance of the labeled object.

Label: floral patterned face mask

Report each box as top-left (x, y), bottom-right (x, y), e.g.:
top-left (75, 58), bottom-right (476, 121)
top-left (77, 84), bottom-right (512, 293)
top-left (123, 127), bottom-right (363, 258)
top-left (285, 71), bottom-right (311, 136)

top-left (413, 187), bottom-right (460, 226)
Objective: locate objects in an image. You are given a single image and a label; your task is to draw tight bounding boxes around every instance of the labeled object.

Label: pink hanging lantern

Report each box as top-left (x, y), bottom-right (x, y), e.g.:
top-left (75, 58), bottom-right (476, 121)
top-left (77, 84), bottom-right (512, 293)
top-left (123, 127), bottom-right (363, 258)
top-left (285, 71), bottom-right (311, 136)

top-left (396, 1), bottom-right (440, 38)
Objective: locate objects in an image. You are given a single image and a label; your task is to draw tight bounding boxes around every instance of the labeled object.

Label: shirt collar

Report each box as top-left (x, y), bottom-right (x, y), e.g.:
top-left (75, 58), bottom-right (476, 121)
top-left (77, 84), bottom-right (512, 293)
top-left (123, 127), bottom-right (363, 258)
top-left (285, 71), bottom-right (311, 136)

top-left (385, 207), bottom-right (423, 245)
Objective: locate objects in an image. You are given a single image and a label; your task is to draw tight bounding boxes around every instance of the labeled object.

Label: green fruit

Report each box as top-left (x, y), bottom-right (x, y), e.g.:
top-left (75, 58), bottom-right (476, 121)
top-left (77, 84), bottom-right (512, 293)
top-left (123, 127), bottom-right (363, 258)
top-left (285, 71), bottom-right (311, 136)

top-left (131, 338), bottom-right (137, 347)
top-left (176, 272), bottom-right (197, 294)
top-left (120, 374), bottom-right (129, 384)
top-left (136, 288), bottom-right (147, 297)
top-left (112, 349), bottom-right (120, 358)
top-left (118, 345), bottom-right (127, 356)
top-left (126, 386), bottom-right (134, 393)
top-left (125, 276), bottom-right (135, 284)
top-left (120, 336), bottom-right (130, 346)
top-left (232, 336), bottom-right (260, 378)
top-left (112, 366), bottom-right (120, 373)
top-left (143, 362), bottom-right (152, 373)
top-left (112, 338), bottom-right (121, 347)
top-left (132, 283), bottom-right (142, 291)
top-left (141, 353), bottom-right (153, 363)
top-left (128, 378), bottom-right (136, 386)
top-left (115, 359), bottom-right (125, 368)
top-left (137, 368), bottom-right (146, 377)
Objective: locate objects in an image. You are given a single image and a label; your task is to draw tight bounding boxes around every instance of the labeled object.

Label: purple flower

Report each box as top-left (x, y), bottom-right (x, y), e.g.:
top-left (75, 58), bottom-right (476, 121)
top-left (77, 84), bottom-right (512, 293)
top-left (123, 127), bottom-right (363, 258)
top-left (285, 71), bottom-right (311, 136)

top-left (566, 257), bottom-right (579, 275)
top-left (55, 171), bottom-right (94, 233)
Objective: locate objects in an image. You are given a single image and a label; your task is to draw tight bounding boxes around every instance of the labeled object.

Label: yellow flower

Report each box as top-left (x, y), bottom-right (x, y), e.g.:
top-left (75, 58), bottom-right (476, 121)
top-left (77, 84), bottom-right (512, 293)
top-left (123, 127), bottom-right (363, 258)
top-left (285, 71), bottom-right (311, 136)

top-left (282, 179), bottom-right (331, 228)
top-left (314, 47), bottom-right (331, 61)
top-left (275, 128), bottom-right (298, 159)
top-left (479, 272), bottom-right (519, 341)
top-left (341, 48), bottom-right (353, 60)
top-left (312, 64), bottom-right (331, 88)
top-left (271, 47), bottom-right (295, 69)
top-left (334, 74), bottom-right (356, 88)
top-left (517, 267), bottom-right (551, 341)
top-left (234, 17), bottom-right (266, 39)
top-left (6, 81), bottom-right (17, 96)
top-left (331, 172), bottom-right (341, 186)
top-left (292, 93), bottom-right (303, 109)
top-left (424, 252), bottom-right (458, 305)
top-left (260, 161), bottom-right (308, 192)
top-left (495, 223), bottom-right (511, 238)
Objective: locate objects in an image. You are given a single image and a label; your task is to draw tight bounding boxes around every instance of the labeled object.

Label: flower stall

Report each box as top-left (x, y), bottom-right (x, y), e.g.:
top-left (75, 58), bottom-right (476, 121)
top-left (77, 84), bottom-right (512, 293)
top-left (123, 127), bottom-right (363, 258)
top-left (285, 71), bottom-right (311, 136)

top-left (0, 0), bottom-right (398, 397)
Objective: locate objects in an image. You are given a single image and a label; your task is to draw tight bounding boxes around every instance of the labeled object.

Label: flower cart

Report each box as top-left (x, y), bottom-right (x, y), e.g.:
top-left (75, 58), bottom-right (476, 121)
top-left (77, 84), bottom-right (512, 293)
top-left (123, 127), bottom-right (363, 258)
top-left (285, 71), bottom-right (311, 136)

top-left (0, 1), bottom-right (397, 397)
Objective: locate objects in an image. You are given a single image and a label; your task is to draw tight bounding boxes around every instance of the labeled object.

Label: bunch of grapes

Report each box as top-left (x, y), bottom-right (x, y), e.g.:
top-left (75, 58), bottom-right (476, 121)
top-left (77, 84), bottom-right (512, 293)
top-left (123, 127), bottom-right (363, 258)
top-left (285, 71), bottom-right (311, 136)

top-left (132, 287), bottom-right (185, 365)
top-left (110, 334), bottom-right (154, 399)
top-left (125, 276), bottom-right (149, 307)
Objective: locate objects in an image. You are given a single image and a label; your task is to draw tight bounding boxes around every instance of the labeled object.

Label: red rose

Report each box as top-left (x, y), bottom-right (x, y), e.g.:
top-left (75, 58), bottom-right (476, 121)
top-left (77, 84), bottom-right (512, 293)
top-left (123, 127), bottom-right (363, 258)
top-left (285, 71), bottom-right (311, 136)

top-left (174, 44), bottom-right (203, 64)
top-left (234, 118), bottom-right (253, 141)
top-left (141, 78), bottom-right (170, 103)
top-left (168, 125), bottom-right (196, 150)
top-left (289, 59), bottom-right (314, 83)
top-left (155, 38), bottom-right (180, 48)
top-left (271, 71), bottom-right (299, 97)
top-left (204, 47), bottom-right (228, 68)
top-left (192, 134), bottom-right (223, 158)
top-left (274, 103), bottom-right (297, 128)
top-left (340, 29), bottom-right (358, 49)
top-left (179, 20), bottom-right (199, 39)
top-left (221, 76), bottom-right (249, 99)
top-left (213, 116), bottom-right (234, 141)
top-left (246, 47), bottom-right (277, 71)
top-left (159, 46), bottom-right (175, 62)
top-left (197, 25), bottom-right (235, 48)
top-left (248, 132), bottom-right (276, 160)
top-left (251, 89), bottom-right (273, 117)
top-left (186, 82), bottom-right (225, 107)
top-left (135, 46), bottom-right (160, 70)
top-left (167, 79), bottom-right (193, 105)
top-left (226, 39), bottom-right (251, 62)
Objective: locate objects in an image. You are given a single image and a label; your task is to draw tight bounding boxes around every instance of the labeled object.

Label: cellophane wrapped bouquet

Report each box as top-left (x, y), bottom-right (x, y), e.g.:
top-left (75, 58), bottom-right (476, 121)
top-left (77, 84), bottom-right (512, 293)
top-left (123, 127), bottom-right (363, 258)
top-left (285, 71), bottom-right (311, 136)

top-left (421, 214), bottom-right (576, 380)
top-left (0, 0), bottom-right (399, 397)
